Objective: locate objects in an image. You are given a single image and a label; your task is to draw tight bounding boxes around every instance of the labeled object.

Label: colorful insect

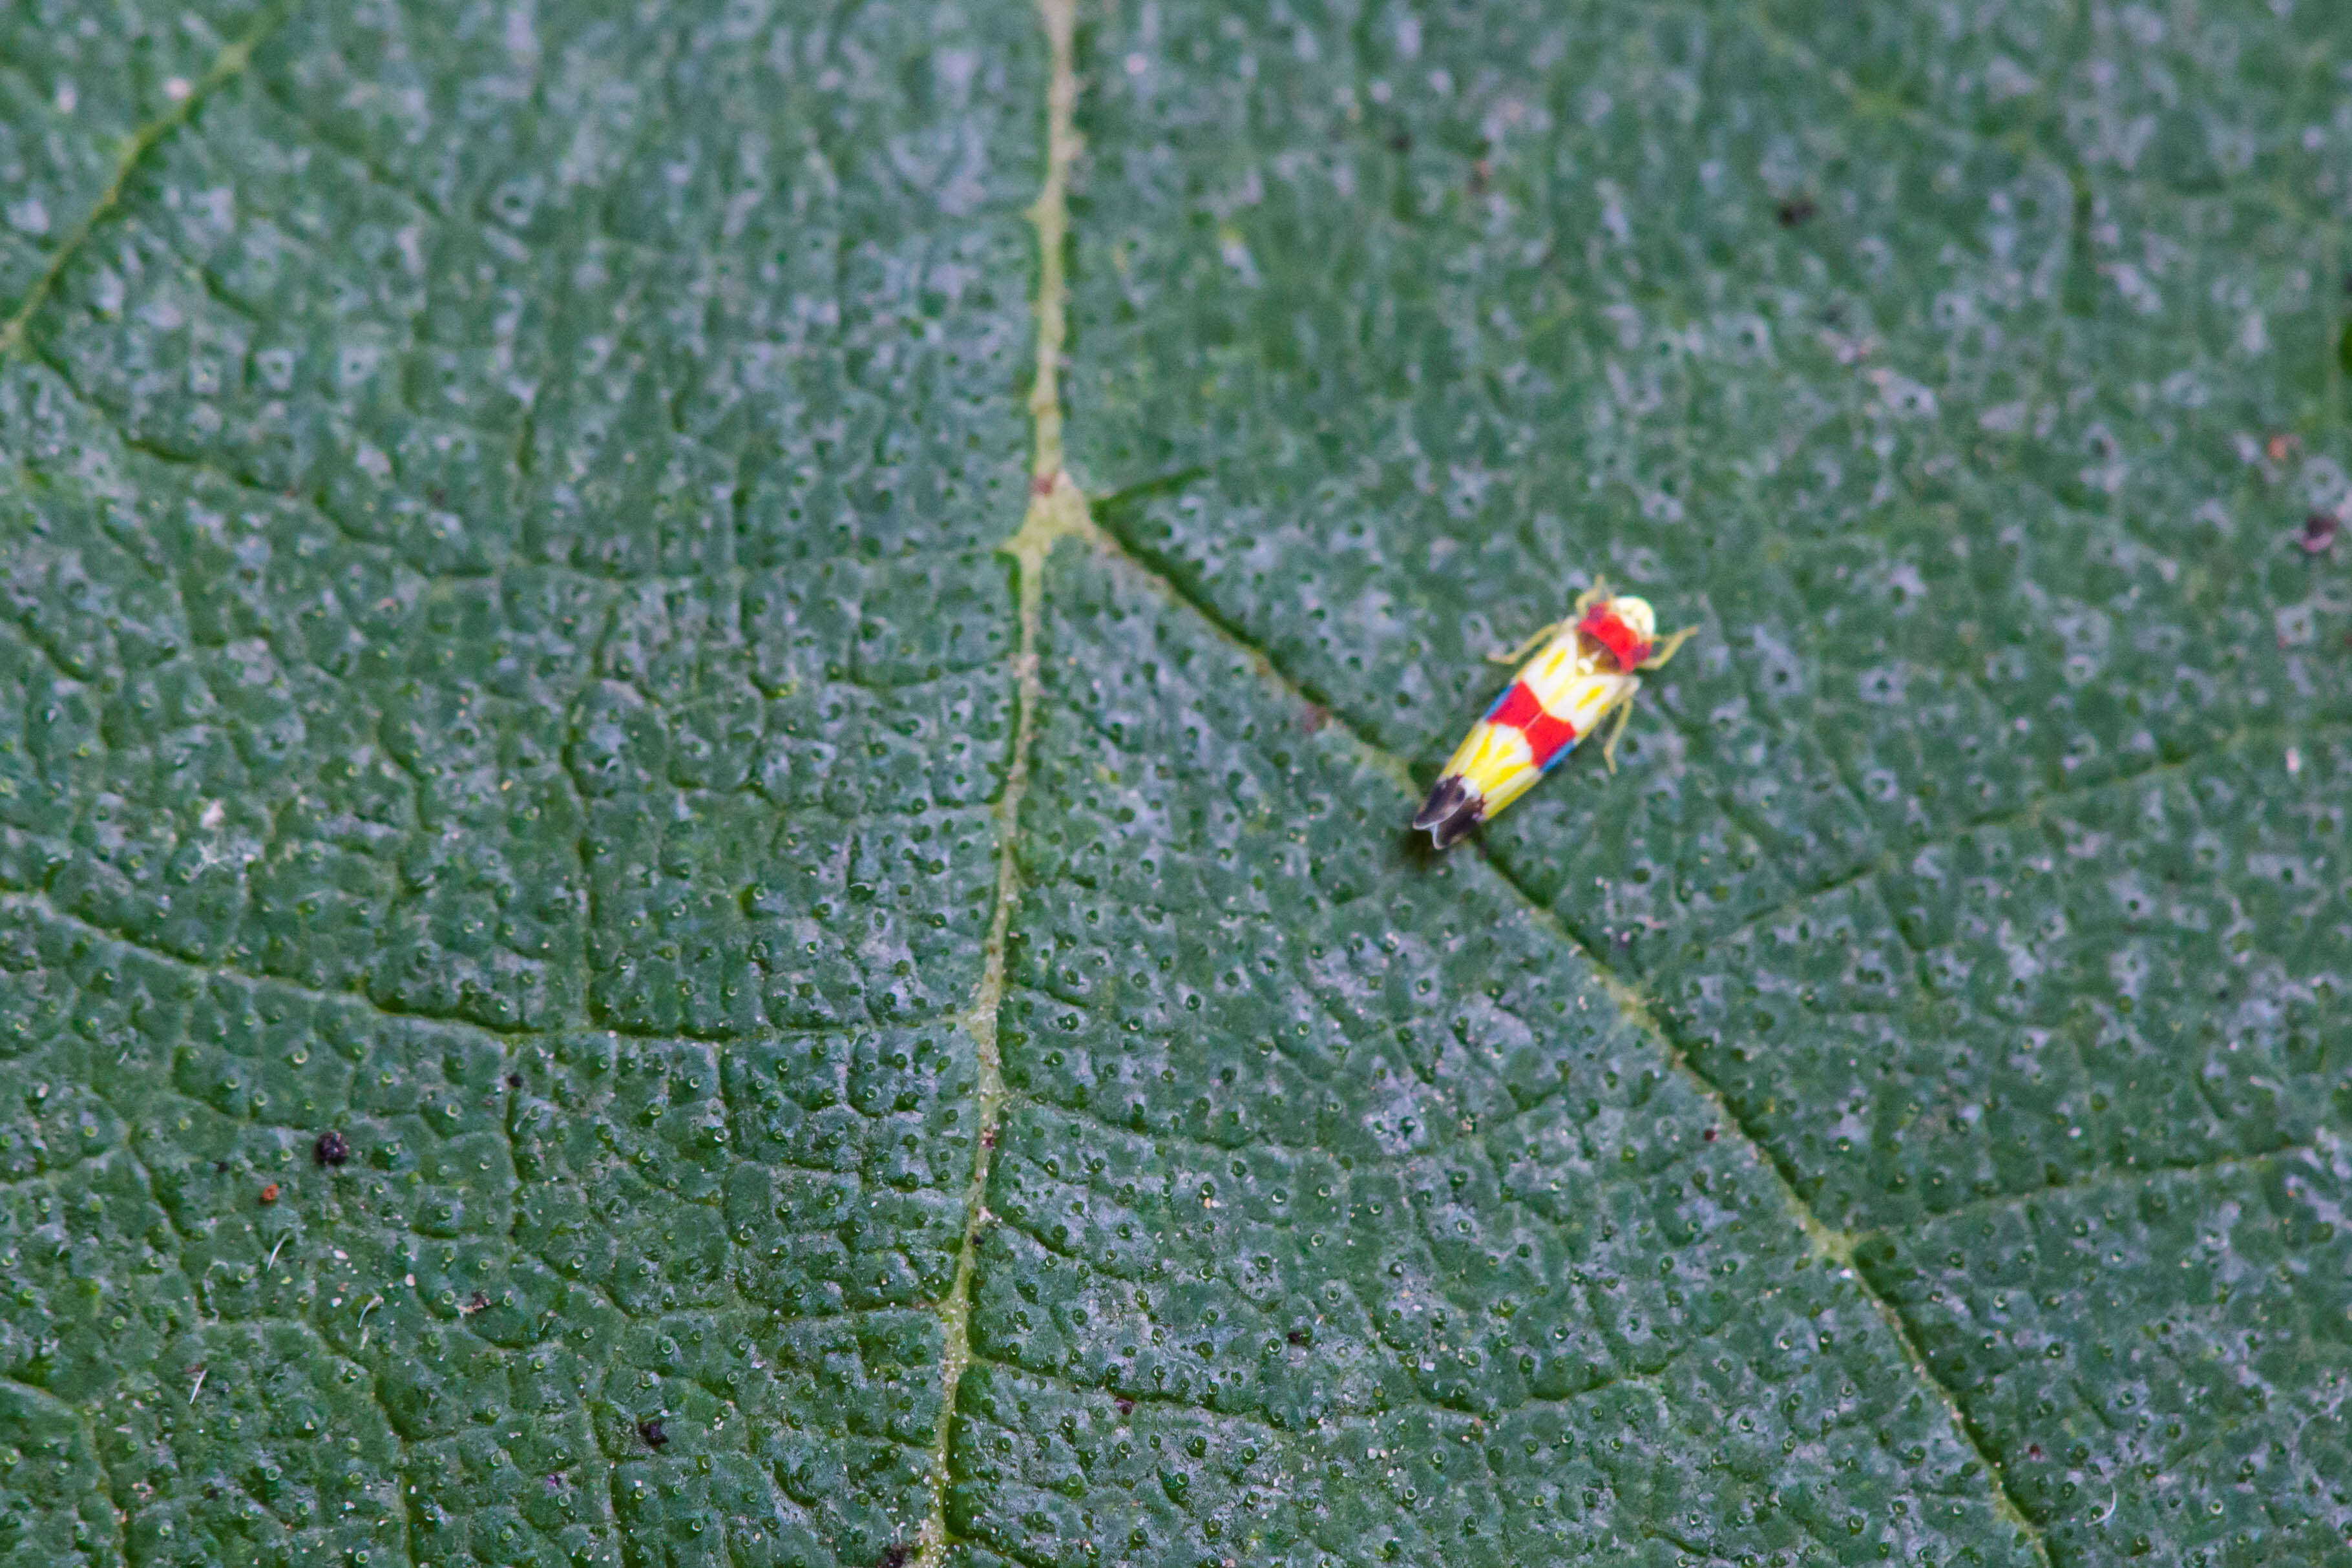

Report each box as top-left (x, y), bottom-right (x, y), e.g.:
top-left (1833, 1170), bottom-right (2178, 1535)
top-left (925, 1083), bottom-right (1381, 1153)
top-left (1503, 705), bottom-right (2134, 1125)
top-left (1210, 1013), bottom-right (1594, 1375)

top-left (1413, 579), bottom-right (1697, 849)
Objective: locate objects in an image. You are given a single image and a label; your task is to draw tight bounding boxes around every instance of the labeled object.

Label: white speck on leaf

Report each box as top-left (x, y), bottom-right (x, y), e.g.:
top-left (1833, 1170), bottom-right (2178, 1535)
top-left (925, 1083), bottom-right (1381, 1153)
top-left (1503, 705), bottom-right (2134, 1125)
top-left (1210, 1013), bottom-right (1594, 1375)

top-left (1986, 57), bottom-right (2037, 102)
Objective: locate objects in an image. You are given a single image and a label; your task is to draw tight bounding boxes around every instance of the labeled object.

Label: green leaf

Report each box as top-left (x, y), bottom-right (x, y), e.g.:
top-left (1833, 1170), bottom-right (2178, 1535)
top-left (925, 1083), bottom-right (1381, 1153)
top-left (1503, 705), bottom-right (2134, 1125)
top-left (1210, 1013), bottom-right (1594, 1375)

top-left (0, 1), bottom-right (1035, 1562)
top-left (1052, 2), bottom-right (2352, 1565)
top-left (2, 1), bottom-right (2349, 1567)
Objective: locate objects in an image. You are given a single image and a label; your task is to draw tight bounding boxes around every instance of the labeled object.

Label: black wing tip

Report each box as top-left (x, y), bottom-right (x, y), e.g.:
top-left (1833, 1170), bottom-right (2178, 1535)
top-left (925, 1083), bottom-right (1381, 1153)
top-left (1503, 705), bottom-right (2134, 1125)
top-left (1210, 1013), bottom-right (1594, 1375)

top-left (1412, 777), bottom-right (1483, 849)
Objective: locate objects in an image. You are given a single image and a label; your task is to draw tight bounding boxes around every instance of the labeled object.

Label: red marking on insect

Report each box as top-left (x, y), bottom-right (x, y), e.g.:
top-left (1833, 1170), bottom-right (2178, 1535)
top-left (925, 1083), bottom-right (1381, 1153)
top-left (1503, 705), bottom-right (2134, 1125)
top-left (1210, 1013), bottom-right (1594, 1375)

top-left (1577, 605), bottom-right (1652, 670)
top-left (1488, 683), bottom-right (1580, 764)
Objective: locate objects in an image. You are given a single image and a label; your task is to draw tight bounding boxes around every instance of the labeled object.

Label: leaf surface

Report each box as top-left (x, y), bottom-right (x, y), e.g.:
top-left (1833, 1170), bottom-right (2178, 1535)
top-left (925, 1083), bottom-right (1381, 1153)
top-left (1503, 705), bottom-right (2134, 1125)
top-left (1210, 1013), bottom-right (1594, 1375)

top-left (2, 1), bottom-right (2349, 1566)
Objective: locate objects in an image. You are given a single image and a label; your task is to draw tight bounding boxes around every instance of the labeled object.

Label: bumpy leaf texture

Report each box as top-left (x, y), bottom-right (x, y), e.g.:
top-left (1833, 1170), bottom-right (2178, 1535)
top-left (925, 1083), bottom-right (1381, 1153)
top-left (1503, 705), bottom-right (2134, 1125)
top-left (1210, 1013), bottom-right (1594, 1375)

top-left (0, 1), bottom-right (2346, 1567)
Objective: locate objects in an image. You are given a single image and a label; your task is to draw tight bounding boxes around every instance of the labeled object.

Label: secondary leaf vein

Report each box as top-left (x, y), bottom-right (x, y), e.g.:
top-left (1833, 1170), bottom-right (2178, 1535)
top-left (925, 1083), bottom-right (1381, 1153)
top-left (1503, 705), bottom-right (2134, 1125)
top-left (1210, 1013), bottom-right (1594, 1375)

top-left (0, 1), bottom-right (294, 362)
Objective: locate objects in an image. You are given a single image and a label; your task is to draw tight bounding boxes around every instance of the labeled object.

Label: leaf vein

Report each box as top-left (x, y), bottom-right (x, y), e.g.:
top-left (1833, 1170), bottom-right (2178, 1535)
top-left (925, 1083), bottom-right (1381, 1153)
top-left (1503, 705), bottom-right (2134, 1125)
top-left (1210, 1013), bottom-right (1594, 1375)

top-left (0, 1), bottom-right (296, 362)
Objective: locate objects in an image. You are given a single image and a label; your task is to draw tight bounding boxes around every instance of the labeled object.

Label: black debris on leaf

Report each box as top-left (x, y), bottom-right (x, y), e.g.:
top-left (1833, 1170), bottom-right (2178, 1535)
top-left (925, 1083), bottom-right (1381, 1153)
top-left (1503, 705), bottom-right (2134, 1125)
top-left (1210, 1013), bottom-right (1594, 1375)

top-left (879, 1547), bottom-right (913, 1568)
top-left (313, 1129), bottom-right (350, 1166)
top-left (1778, 196), bottom-right (1817, 226)
top-left (1114, 1396), bottom-right (1136, 1416)
top-left (506, 1073), bottom-right (523, 1088)
top-left (1286, 1328), bottom-right (1310, 1345)
top-left (2301, 511), bottom-right (2338, 554)
top-left (638, 1418), bottom-right (668, 1448)
top-left (463, 1290), bottom-right (491, 1315)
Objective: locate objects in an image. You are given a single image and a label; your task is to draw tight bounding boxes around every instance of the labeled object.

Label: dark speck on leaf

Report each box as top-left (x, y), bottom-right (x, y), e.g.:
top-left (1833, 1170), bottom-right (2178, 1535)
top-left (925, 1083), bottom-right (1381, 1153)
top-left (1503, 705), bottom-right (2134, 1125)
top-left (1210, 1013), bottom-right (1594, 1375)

top-left (1702, 1127), bottom-right (1719, 1142)
top-left (204, 1484), bottom-right (222, 1500)
top-left (879, 1548), bottom-right (914, 1568)
top-left (2300, 511), bottom-right (2338, 554)
top-left (544, 1473), bottom-right (565, 1493)
top-left (982, 1126), bottom-right (998, 1149)
top-left (1115, 1396), bottom-right (1136, 1416)
top-left (1778, 197), bottom-right (1817, 227)
top-left (463, 1290), bottom-right (491, 1314)
top-left (1287, 1328), bottom-right (1310, 1345)
top-left (506, 1073), bottom-right (523, 1088)
top-left (314, 1129), bottom-right (351, 1166)
top-left (2028, 1444), bottom-right (2044, 1460)
top-left (638, 1418), bottom-right (668, 1448)
top-left (1387, 131), bottom-right (1410, 152)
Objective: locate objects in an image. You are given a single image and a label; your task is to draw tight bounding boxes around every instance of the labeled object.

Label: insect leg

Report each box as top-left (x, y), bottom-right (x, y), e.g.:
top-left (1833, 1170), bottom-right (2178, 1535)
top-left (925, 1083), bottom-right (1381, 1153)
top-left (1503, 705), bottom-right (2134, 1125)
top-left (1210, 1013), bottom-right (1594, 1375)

top-left (1599, 677), bottom-right (1643, 773)
top-left (1487, 620), bottom-right (1564, 665)
top-left (1641, 624), bottom-right (1701, 669)
top-left (1491, 574), bottom-right (1617, 665)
